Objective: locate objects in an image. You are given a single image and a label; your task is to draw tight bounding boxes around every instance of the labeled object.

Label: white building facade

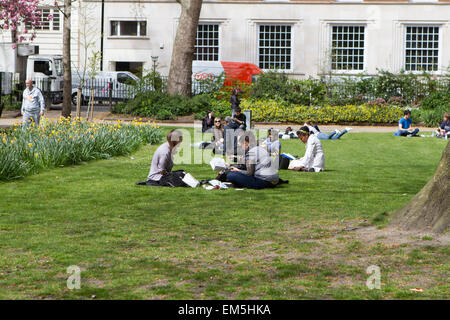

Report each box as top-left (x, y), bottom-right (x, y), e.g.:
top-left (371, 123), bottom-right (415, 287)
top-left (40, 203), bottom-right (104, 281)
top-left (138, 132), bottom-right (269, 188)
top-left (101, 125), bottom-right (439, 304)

top-left (3, 0), bottom-right (450, 78)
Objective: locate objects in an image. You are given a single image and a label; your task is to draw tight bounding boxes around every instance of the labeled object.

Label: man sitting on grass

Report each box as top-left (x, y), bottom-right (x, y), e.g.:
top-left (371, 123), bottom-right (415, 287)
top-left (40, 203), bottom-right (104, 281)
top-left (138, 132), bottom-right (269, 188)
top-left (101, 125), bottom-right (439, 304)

top-left (396, 110), bottom-right (419, 137)
top-left (145, 129), bottom-right (185, 187)
top-left (224, 131), bottom-right (279, 189)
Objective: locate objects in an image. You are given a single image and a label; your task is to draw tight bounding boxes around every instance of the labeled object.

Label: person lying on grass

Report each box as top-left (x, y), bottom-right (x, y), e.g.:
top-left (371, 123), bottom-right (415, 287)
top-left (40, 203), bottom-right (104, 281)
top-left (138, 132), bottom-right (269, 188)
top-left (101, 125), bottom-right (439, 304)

top-left (146, 129), bottom-right (185, 186)
top-left (279, 127), bottom-right (297, 139)
top-left (304, 121), bottom-right (352, 140)
top-left (222, 131), bottom-right (279, 189)
top-left (288, 126), bottom-right (325, 172)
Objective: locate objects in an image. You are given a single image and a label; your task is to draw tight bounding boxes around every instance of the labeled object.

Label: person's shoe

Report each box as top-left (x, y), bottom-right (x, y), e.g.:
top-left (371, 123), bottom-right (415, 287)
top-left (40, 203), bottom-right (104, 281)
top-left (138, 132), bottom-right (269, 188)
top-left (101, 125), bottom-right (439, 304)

top-left (335, 130), bottom-right (341, 134)
top-left (345, 127), bottom-right (353, 132)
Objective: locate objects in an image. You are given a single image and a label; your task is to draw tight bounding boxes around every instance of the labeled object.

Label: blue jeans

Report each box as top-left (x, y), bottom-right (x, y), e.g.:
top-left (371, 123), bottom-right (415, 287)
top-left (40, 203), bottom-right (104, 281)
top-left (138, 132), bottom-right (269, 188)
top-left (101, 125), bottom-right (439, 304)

top-left (23, 111), bottom-right (41, 127)
top-left (226, 172), bottom-right (274, 189)
top-left (399, 128), bottom-right (419, 137)
top-left (317, 130), bottom-right (348, 140)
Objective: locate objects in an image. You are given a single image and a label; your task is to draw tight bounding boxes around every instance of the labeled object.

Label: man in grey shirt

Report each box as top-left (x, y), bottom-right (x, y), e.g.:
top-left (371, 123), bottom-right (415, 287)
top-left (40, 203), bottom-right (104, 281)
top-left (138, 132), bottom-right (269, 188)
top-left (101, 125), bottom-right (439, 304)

top-left (147, 141), bottom-right (174, 182)
top-left (21, 79), bottom-right (45, 127)
top-left (225, 131), bottom-right (279, 189)
top-left (146, 130), bottom-right (183, 186)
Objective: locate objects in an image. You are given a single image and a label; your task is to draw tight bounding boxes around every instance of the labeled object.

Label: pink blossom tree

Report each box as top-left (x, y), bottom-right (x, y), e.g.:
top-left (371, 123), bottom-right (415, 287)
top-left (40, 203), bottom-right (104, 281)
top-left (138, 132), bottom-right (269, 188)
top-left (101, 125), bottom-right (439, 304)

top-left (0, 0), bottom-right (50, 46)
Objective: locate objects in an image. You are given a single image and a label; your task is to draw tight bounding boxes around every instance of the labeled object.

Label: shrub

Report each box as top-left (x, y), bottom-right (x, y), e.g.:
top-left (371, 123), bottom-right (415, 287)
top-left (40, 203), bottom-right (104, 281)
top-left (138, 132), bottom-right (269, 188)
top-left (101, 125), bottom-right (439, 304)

top-left (112, 91), bottom-right (188, 120)
top-left (240, 99), bottom-right (404, 124)
top-left (249, 71), bottom-right (290, 102)
top-left (417, 91), bottom-right (450, 126)
top-left (113, 89), bottom-right (220, 120)
top-left (0, 118), bottom-right (163, 180)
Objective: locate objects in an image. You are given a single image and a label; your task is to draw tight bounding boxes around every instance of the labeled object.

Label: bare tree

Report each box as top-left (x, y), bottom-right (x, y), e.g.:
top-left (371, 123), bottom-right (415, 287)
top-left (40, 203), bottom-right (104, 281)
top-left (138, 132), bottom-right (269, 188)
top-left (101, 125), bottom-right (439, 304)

top-left (390, 141), bottom-right (449, 233)
top-left (166, 0), bottom-right (203, 97)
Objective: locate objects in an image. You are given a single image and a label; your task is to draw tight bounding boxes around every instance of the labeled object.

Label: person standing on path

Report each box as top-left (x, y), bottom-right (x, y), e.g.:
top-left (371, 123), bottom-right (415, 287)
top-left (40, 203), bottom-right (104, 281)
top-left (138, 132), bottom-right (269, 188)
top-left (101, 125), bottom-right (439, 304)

top-left (21, 79), bottom-right (45, 127)
top-left (230, 87), bottom-right (241, 118)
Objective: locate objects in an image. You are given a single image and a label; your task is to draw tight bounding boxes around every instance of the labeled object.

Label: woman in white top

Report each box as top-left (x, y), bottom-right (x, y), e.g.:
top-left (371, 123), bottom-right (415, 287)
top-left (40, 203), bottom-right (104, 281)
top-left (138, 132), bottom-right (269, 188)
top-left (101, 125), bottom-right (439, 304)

top-left (289, 126), bottom-right (325, 172)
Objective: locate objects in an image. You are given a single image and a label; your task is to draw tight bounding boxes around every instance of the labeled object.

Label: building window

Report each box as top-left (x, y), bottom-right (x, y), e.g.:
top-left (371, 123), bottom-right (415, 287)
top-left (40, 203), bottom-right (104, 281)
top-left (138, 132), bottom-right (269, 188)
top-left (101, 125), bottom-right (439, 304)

top-left (258, 25), bottom-right (292, 70)
top-left (194, 24), bottom-right (219, 61)
top-left (110, 20), bottom-right (147, 37)
top-left (405, 26), bottom-right (439, 72)
top-left (331, 25), bottom-right (365, 71)
top-left (26, 8), bottom-right (60, 31)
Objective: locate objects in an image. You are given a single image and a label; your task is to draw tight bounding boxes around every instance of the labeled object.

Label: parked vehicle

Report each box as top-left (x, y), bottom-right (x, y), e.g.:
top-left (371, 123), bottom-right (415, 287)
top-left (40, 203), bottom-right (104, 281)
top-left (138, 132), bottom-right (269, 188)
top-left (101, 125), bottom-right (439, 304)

top-left (71, 71), bottom-right (139, 105)
top-left (0, 43), bottom-right (64, 104)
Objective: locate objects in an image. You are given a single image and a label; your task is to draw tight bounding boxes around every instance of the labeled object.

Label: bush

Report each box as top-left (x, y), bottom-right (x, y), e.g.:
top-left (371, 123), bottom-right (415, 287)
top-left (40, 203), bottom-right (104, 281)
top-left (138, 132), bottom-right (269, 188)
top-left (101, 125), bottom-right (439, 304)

top-left (112, 91), bottom-right (188, 120)
top-left (240, 99), bottom-right (404, 124)
top-left (417, 91), bottom-right (450, 126)
top-left (0, 118), bottom-right (163, 180)
top-left (1, 96), bottom-right (21, 111)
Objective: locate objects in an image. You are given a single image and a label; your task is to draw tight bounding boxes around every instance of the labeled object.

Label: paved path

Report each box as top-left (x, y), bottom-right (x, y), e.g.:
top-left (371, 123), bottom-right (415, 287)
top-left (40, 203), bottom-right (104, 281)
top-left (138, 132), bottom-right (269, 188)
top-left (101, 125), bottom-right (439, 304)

top-left (1, 110), bottom-right (435, 133)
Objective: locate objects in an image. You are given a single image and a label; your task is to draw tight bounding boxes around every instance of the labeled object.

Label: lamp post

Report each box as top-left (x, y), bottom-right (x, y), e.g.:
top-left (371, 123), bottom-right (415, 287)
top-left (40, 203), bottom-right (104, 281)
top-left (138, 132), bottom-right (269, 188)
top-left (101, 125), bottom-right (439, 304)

top-left (151, 56), bottom-right (158, 73)
top-left (151, 56), bottom-right (159, 90)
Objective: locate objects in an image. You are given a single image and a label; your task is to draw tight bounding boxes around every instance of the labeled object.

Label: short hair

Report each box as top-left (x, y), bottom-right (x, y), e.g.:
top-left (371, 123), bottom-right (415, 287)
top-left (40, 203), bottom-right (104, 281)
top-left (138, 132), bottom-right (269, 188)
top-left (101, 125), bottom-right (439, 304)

top-left (296, 126), bottom-right (310, 136)
top-left (404, 110), bottom-right (411, 116)
top-left (444, 112), bottom-right (450, 120)
top-left (167, 129), bottom-right (183, 146)
top-left (235, 107), bottom-right (241, 113)
top-left (238, 130), bottom-right (257, 147)
top-left (225, 116), bottom-right (232, 124)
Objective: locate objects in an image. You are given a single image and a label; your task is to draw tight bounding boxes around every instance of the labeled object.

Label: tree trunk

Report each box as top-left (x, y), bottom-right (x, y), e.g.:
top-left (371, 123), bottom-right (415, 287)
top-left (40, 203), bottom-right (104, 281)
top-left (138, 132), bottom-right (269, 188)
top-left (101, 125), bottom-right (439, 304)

top-left (390, 141), bottom-right (449, 233)
top-left (61, 0), bottom-right (72, 118)
top-left (166, 0), bottom-right (203, 97)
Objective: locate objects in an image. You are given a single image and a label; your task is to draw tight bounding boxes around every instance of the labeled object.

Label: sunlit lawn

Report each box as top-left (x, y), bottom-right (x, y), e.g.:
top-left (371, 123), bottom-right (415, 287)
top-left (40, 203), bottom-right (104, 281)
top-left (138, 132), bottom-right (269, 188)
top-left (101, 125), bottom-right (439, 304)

top-left (0, 129), bottom-right (448, 299)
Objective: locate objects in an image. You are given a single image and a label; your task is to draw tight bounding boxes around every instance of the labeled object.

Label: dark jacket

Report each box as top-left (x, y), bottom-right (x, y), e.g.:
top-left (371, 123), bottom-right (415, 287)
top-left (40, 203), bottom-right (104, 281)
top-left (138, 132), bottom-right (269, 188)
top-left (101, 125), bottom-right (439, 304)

top-left (230, 94), bottom-right (240, 110)
top-left (202, 116), bottom-right (214, 132)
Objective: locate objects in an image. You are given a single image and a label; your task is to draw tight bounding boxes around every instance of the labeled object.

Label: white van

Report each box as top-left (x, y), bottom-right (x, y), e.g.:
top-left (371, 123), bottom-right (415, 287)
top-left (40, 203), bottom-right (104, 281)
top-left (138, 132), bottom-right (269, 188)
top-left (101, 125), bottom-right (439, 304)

top-left (71, 71), bottom-right (139, 105)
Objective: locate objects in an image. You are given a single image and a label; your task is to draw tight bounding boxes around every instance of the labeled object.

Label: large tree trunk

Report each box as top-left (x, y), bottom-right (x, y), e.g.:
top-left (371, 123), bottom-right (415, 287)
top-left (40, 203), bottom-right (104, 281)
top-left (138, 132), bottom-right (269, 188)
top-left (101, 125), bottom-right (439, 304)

top-left (390, 141), bottom-right (449, 233)
top-left (61, 0), bottom-right (72, 118)
top-left (166, 0), bottom-right (202, 97)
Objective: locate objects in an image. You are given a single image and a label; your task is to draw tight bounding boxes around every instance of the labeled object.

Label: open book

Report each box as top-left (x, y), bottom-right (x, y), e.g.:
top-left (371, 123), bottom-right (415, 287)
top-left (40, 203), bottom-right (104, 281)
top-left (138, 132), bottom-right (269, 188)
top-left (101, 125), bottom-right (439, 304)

top-left (210, 157), bottom-right (227, 171)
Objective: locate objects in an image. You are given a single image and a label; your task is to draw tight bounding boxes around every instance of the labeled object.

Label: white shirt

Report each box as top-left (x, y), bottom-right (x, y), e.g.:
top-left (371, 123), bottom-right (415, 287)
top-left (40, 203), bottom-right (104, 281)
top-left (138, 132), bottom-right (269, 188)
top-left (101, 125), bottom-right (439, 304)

top-left (297, 135), bottom-right (325, 172)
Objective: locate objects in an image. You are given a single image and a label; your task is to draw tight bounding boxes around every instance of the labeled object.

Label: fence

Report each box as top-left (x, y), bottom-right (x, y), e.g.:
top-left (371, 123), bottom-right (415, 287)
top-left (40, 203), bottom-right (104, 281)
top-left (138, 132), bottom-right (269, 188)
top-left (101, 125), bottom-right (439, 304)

top-left (320, 75), bottom-right (450, 106)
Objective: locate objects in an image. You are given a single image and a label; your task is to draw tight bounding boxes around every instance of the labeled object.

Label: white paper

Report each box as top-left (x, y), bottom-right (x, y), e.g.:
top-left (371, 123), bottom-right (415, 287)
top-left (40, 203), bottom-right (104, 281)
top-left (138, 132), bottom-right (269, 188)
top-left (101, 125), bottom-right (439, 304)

top-left (210, 157), bottom-right (227, 171)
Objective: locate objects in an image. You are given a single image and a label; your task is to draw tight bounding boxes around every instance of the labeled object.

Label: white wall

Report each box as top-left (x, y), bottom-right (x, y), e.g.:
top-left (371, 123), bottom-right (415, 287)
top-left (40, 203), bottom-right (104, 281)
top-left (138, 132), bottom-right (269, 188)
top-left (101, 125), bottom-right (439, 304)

top-left (6, 1), bottom-right (449, 78)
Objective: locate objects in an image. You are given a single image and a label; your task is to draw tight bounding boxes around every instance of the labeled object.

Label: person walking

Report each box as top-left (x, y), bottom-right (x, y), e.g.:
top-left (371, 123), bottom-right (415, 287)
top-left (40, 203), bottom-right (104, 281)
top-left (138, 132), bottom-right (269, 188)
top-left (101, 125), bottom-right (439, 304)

top-left (21, 79), bottom-right (45, 127)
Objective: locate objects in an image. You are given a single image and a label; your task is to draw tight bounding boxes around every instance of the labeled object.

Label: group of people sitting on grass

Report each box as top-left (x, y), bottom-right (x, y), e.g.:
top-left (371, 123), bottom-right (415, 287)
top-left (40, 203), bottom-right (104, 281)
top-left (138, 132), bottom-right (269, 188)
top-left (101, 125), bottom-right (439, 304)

top-left (141, 109), bottom-right (449, 189)
top-left (143, 123), bottom-right (327, 189)
top-left (395, 110), bottom-right (450, 138)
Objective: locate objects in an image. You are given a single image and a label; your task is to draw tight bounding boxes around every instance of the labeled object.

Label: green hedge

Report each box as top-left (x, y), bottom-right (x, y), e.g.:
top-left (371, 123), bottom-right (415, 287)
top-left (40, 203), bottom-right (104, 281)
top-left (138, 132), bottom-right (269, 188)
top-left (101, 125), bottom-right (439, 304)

top-left (241, 99), bottom-right (405, 124)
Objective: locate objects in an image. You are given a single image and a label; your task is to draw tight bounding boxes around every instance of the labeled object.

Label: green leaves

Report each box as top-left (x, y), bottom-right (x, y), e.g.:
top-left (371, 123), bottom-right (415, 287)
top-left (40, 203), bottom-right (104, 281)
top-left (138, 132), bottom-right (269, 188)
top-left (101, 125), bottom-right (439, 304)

top-left (0, 119), bottom-right (163, 180)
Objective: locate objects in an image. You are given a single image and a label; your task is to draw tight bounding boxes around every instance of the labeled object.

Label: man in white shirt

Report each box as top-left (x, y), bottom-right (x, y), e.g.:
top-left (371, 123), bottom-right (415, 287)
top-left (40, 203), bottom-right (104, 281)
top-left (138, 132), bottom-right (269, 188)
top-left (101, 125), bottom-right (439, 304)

top-left (289, 126), bottom-right (325, 172)
top-left (21, 79), bottom-right (45, 127)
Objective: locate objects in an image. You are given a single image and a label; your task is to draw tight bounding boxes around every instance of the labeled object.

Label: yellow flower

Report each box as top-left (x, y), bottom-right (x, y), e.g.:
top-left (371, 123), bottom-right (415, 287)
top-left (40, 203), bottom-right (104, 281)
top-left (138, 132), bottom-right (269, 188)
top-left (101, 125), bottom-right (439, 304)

top-left (28, 143), bottom-right (32, 147)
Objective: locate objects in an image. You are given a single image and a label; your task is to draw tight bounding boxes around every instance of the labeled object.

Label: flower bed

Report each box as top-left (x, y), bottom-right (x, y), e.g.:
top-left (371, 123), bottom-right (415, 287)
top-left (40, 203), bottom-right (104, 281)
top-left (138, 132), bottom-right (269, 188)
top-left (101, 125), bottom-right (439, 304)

top-left (240, 99), bottom-right (405, 124)
top-left (0, 118), bottom-right (163, 180)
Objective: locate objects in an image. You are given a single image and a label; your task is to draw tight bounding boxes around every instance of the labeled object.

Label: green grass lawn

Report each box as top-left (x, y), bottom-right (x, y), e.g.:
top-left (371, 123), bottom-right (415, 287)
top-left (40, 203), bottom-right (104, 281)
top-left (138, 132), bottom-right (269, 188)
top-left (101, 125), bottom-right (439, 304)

top-left (0, 129), bottom-right (448, 300)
